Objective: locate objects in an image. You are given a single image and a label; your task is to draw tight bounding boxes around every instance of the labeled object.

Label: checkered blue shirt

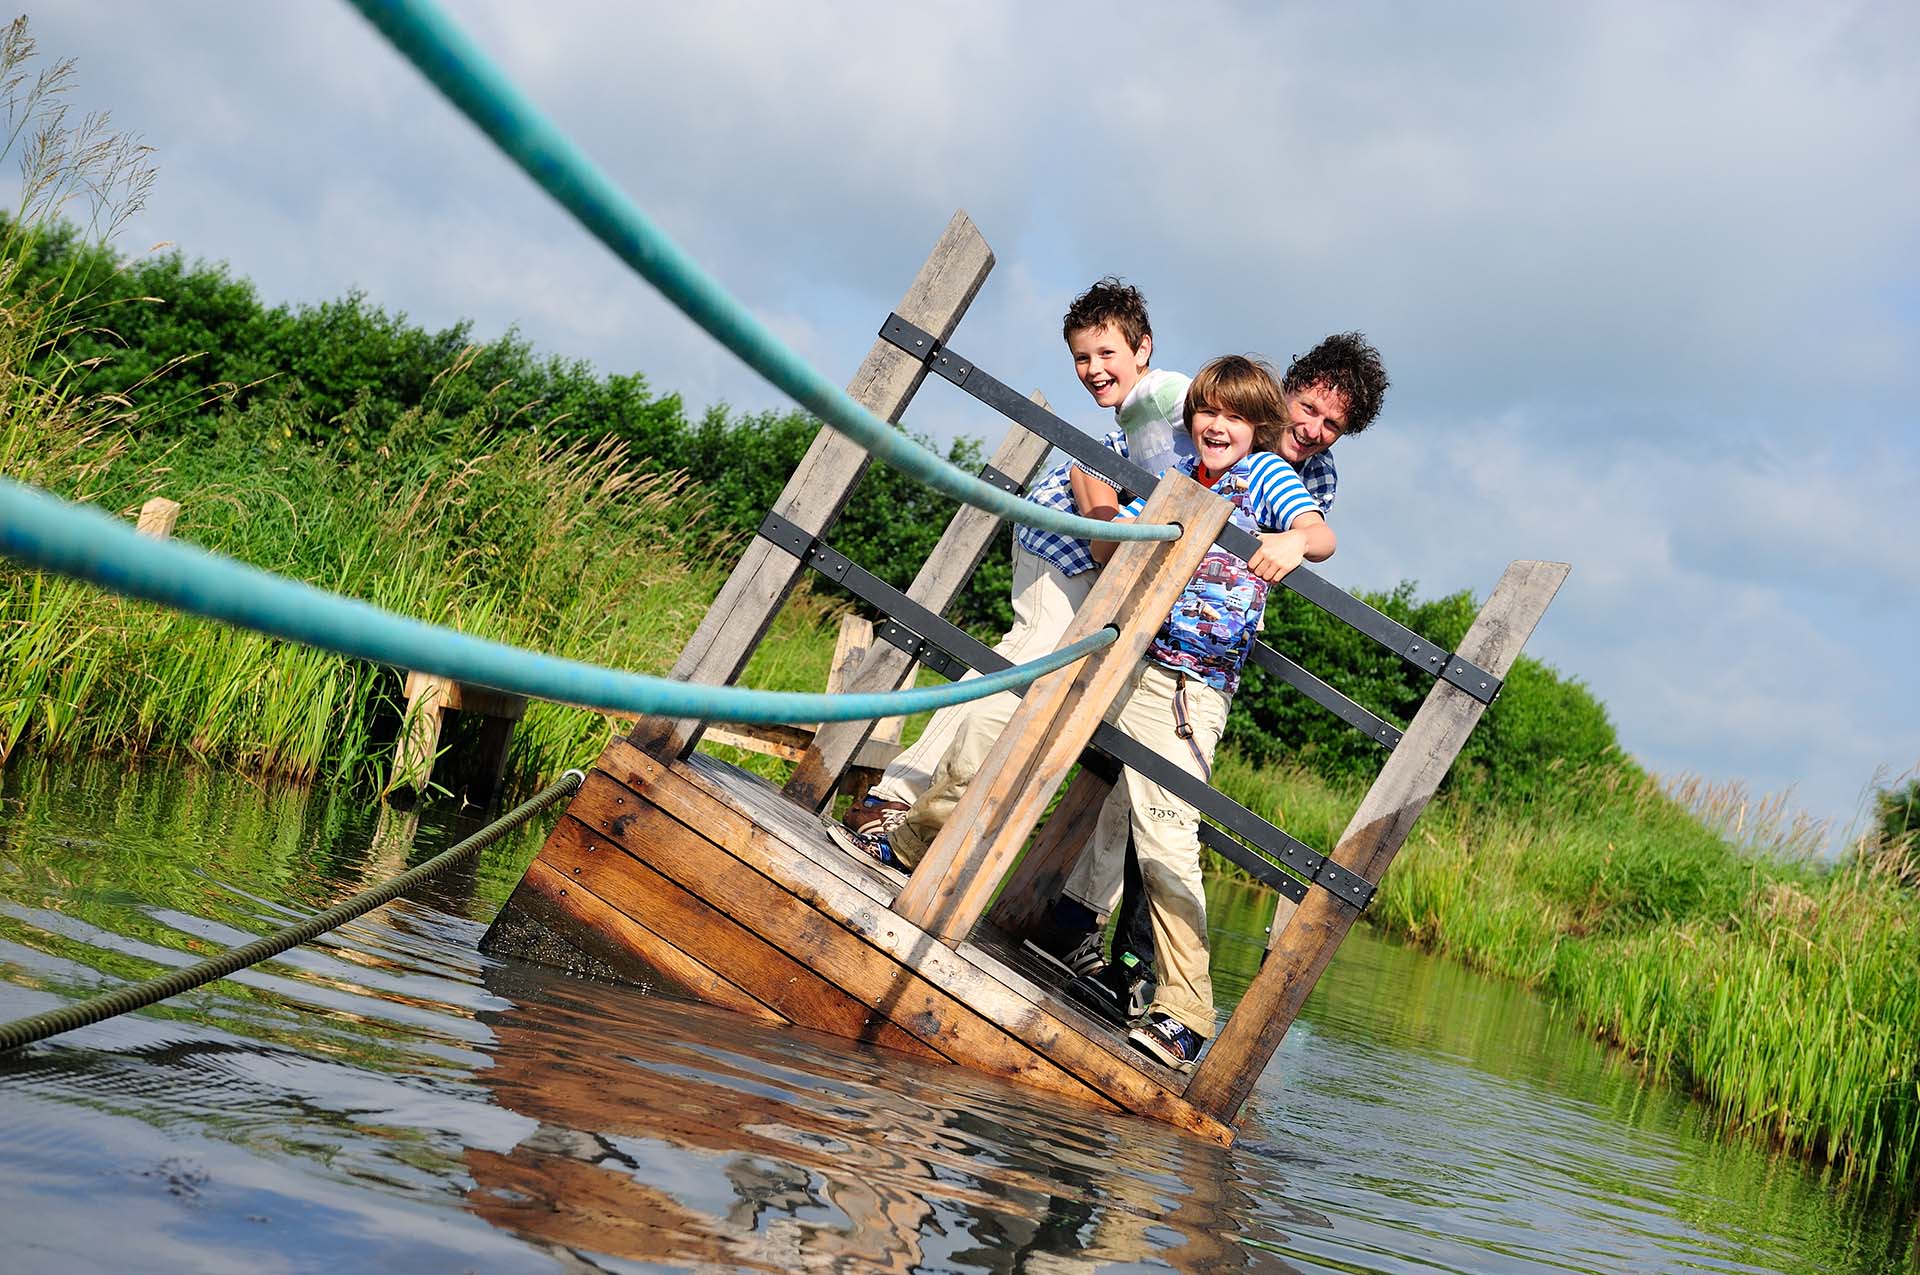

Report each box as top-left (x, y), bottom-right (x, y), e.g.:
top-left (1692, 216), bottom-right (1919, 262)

top-left (1014, 432), bottom-right (1337, 578)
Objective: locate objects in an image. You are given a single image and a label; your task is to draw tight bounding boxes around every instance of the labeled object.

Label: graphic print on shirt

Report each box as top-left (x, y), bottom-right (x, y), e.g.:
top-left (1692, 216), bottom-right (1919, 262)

top-left (1147, 468), bottom-right (1273, 695)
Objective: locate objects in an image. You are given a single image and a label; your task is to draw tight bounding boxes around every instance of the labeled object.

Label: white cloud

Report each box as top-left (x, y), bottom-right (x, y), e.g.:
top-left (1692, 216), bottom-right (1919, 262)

top-left (22, 1), bottom-right (1919, 836)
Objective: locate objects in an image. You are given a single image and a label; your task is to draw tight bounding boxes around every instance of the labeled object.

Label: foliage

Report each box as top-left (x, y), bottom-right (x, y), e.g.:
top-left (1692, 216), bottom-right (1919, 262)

top-left (1875, 778), bottom-right (1920, 846)
top-left (1227, 582), bottom-right (1622, 798)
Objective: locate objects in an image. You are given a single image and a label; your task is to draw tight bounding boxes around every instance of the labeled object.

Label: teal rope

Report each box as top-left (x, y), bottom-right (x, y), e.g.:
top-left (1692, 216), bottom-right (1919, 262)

top-left (0, 480), bottom-right (1113, 725)
top-left (0, 772), bottom-right (582, 1053)
top-left (342, 0), bottom-right (1175, 547)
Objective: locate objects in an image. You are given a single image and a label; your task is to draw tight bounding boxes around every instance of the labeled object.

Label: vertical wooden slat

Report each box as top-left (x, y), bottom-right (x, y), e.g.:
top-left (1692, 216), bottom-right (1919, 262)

top-left (784, 400), bottom-right (1056, 810)
top-left (135, 496), bottom-right (181, 539)
top-left (1184, 559), bottom-right (1569, 1119)
top-left (890, 475), bottom-right (1233, 943)
top-left (983, 765), bottom-right (1114, 935)
top-left (630, 211), bottom-right (994, 761)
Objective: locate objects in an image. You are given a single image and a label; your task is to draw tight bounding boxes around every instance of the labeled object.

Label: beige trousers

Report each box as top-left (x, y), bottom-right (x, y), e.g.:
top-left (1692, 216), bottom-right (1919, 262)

top-left (870, 545), bottom-right (1091, 806)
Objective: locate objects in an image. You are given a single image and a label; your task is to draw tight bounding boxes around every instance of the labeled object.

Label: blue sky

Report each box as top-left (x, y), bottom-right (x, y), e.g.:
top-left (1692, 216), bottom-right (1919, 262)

top-left (27, 2), bottom-right (1920, 844)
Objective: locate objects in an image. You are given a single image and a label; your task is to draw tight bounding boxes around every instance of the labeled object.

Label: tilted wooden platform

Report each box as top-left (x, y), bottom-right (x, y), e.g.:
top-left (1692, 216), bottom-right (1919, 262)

top-left (487, 738), bottom-right (1233, 1143)
top-left (479, 211), bottom-right (1567, 1141)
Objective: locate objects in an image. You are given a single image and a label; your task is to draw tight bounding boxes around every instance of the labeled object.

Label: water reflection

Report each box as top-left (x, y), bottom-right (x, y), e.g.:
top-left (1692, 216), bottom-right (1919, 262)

top-left (0, 754), bottom-right (1915, 1273)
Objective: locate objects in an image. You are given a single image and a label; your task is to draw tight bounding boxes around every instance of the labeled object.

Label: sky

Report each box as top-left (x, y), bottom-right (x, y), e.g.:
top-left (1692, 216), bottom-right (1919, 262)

top-left (23, 2), bottom-right (1920, 846)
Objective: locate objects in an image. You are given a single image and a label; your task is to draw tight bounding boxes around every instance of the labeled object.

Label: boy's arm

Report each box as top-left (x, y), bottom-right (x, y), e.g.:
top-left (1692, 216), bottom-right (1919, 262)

top-left (1088, 514), bottom-right (1132, 565)
top-left (1248, 512), bottom-right (1334, 582)
top-left (1069, 466), bottom-right (1123, 523)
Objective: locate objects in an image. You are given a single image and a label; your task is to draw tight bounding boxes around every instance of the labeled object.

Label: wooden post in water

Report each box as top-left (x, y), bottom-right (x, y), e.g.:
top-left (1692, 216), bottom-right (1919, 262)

top-left (1184, 559), bottom-right (1569, 1121)
top-left (785, 400), bottom-right (1056, 810)
top-left (630, 211), bottom-right (994, 763)
top-left (891, 475), bottom-right (1233, 943)
top-left (135, 497), bottom-right (180, 539)
top-left (384, 672), bottom-right (529, 807)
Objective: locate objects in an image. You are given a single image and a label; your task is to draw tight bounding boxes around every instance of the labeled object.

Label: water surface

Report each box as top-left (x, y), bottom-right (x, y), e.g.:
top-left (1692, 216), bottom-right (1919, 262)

top-left (0, 756), bottom-right (1912, 1273)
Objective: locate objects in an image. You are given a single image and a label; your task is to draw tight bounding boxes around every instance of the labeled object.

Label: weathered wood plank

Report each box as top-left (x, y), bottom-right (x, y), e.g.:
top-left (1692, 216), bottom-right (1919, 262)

top-left (135, 496), bottom-right (180, 539)
top-left (785, 400), bottom-right (1057, 810)
top-left (631, 211), bottom-right (994, 761)
top-left (891, 475), bottom-right (1233, 943)
top-left (568, 772), bottom-right (1117, 1105)
top-left (519, 859), bottom-right (784, 1024)
top-left (984, 765), bottom-right (1114, 936)
top-left (544, 811), bottom-right (941, 1060)
top-left (1185, 560), bottom-right (1569, 1118)
top-left (594, 739), bottom-right (1232, 1140)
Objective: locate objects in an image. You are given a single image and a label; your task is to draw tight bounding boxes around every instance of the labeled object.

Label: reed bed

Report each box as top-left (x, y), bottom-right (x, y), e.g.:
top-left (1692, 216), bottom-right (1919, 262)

top-left (1220, 755), bottom-right (1920, 1192)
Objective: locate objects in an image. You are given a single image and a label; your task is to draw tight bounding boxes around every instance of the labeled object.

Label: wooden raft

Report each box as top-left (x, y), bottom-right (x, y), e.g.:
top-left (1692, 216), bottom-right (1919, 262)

top-left (481, 210), bottom-right (1567, 1141)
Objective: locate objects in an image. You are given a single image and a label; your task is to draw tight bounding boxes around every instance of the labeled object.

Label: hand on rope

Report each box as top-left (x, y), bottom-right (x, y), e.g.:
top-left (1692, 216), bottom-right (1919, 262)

top-left (0, 480), bottom-right (1114, 724)
top-left (342, 0), bottom-right (1177, 547)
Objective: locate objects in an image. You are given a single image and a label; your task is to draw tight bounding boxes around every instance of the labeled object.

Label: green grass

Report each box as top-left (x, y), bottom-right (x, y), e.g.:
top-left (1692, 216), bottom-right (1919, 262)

top-left (1219, 755), bottom-right (1920, 1193)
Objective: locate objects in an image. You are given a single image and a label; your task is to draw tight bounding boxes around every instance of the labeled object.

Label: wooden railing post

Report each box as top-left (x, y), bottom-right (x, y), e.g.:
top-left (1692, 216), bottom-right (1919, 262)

top-left (136, 496), bottom-right (181, 539)
top-left (890, 475), bottom-right (1233, 943)
top-left (629, 211), bottom-right (994, 762)
top-left (785, 401), bottom-right (1055, 810)
top-left (1184, 559), bottom-right (1569, 1119)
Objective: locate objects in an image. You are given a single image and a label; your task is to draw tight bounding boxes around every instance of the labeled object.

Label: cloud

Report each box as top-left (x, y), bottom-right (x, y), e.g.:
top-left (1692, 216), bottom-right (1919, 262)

top-left (23, 1), bottom-right (1919, 837)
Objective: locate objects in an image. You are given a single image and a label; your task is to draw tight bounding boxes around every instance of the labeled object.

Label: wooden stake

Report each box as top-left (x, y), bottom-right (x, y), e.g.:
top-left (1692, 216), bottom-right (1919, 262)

top-left (890, 475), bottom-right (1232, 943)
top-left (785, 400), bottom-right (1055, 810)
top-left (1183, 559), bottom-right (1569, 1120)
top-left (135, 497), bottom-right (180, 539)
top-left (630, 211), bottom-right (994, 762)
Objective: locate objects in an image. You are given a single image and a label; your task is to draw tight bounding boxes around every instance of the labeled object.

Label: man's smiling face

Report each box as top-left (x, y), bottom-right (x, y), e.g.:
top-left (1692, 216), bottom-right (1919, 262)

top-left (1068, 321), bottom-right (1151, 410)
top-left (1273, 380), bottom-right (1351, 467)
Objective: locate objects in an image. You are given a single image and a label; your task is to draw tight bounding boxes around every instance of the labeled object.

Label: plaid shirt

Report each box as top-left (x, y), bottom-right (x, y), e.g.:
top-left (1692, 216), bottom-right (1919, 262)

top-left (1015, 433), bottom-right (1337, 578)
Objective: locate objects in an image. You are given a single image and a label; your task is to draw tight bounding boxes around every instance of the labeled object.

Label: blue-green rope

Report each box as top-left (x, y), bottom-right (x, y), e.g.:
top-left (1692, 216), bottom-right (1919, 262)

top-left (0, 480), bottom-right (1112, 725)
top-left (342, 0), bottom-right (1176, 547)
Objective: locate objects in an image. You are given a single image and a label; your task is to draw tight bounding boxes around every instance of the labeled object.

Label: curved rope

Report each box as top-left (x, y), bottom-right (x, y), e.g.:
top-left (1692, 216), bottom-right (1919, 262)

top-left (0, 480), bottom-right (1113, 724)
top-left (343, 0), bottom-right (1176, 546)
top-left (0, 771), bottom-right (584, 1053)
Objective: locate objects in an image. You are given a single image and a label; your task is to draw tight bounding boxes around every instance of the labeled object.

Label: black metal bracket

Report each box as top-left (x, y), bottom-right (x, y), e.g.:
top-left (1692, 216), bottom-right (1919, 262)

top-left (880, 311), bottom-right (1502, 707)
top-left (977, 462), bottom-right (1022, 496)
top-left (754, 509), bottom-right (1377, 912)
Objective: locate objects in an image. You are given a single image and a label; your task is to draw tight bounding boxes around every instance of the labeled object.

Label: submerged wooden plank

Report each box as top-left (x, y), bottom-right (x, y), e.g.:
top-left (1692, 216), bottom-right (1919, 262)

top-left (518, 859), bottom-right (783, 1025)
top-left (1187, 559), bottom-right (1570, 1119)
top-left (568, 773), bottom-right (1113, 1107)
top-left (595, 741), bottom-right (1231, 1141)
top-left (545, 812), bottom-right (940, 1061)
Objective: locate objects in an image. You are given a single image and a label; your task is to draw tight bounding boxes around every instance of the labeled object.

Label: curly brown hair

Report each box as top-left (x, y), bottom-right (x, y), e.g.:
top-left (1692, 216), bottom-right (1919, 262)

top-left (1061, 276), bottom-right (1152, 352)
top-left (1283, 332), bottom-right (1389, 434)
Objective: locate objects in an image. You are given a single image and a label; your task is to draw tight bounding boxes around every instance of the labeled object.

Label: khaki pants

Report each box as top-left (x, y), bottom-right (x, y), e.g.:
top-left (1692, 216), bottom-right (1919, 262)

top-left (871, 545), bottom-right (1091, 807)
top-left (889, 658), bottom-right (1227, 1036)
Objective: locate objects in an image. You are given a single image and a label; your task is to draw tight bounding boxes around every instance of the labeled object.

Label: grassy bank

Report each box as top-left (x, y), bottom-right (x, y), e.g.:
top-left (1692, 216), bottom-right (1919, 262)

top-left (1220, 751), bottom-right (1920, 1193)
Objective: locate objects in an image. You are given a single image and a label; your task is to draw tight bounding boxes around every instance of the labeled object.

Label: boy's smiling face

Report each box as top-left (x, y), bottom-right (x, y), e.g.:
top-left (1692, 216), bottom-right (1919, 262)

top-left (1189, 402), bottom-right (1258, 474)
top-left (1068, 321), bottom-right (1151, 409)
top-left (1273, 379), bottom-right (1351, 467)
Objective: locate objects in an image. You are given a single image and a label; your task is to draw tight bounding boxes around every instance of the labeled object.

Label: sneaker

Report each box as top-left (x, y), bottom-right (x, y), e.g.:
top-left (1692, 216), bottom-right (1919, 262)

top-left (844, 796), bottom-right (910, 838)
top-left (825, 820), bottom-right (898, 868)
top-left (1129, 1012), bottom-right (1205, 1072)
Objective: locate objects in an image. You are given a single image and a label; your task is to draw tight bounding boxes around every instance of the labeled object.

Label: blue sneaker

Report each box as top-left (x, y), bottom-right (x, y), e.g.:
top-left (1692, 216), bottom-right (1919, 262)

top-left (1129, 1012), bottom-right (1205, 1072)
top-left (827, 818), bottom-right (898, 868)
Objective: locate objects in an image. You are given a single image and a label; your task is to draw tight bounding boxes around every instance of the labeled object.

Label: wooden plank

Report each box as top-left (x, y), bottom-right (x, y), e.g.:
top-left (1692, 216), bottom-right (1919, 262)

top-left (595, 739), bottom-right (1232, 1141)
top-left (630, 211), bottom-right (994, 761)
top-left (1185, 560), bottom-right (1570, 1119)
top-left (383, 673), bottom-right (448, 804)
top-left (519, 859), bottom-right (783, 1024)
top-left (567, 773), bottom-right (1115, 1106)
top-left (785, 401), bottom-right (1057, 810)
top-left (891, 475), bottom-right (1233, 943)
top-left (984, 765), bottom-right (1114, 936)
top-left (135, 496), bottom-right (180, 539)
top-left (545, 811), bottom-right (941, 1061)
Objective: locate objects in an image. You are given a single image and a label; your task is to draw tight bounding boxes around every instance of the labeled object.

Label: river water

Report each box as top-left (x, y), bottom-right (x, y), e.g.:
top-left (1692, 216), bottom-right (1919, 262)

top-left (0, 754), bottom-right (1913, 1274)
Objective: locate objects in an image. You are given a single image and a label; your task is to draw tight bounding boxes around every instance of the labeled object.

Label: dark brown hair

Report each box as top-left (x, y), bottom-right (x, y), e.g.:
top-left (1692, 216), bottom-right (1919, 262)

top-left (1061, 276), bottom-right (1151, 352)
top-left (1282, 332), bottom-right (1389, 434)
